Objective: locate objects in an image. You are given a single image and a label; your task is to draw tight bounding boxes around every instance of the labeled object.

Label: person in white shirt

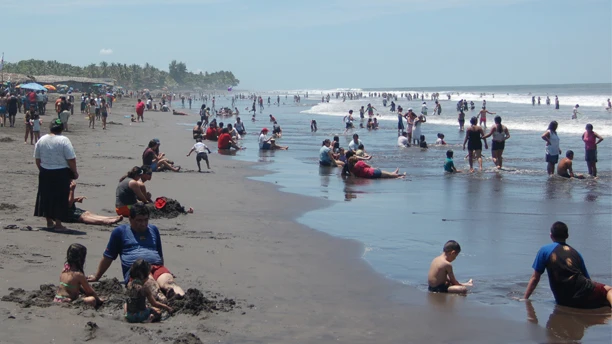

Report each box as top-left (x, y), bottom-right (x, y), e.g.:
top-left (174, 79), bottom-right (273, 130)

top-left (259, 128), bottom-right (288, 150)
top-left (34, 119), bottom-right (78, 231)
top-left (348, 133), bottom-right (363, 152)
top-left (95, 96), bottom-right (101, 120)
top-left (421, 102), bottom-right (428, 116)
top-left (234, 117), bottom-right (246, 135)
top-left (572, 104), bottom-right (580, 120)
top-left (397, 132), bottom-right (409, 147)
top-left (186, 138), bottom-right (212, 171)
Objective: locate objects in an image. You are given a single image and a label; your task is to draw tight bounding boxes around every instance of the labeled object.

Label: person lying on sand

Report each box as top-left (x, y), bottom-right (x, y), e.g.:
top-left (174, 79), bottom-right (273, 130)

top-left (172, 109), bottom-right (189, 116)
top-left (89, 204), bottom-right (186, 301)
top-left (54, 243), bottom-right (104, 307)
top-left (66, 181), bottom-right (123, 225)
top-left (427, 240), bottom-right (473, 294)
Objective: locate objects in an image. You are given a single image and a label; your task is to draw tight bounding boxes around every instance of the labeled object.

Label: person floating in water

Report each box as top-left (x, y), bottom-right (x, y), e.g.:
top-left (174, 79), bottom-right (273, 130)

top-left (427, 240), bottom-right (472, 293)
top-left (522, 221), bottom-right (611, 309)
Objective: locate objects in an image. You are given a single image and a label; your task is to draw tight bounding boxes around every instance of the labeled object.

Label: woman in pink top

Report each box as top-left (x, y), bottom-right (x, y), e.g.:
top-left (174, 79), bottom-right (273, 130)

top-left (582, 124), bottom-right (603, 177)
top-left (347, 157), bottom-right (405, 179)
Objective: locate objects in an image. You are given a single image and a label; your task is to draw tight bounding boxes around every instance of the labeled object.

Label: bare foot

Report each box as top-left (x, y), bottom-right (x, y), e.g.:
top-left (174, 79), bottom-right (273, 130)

top-left (46, 220), bottom-right (55, 228)
top-left (53, 225), bottom-right (70, 233)
top-left (393, 167), bottom-right (399, 174)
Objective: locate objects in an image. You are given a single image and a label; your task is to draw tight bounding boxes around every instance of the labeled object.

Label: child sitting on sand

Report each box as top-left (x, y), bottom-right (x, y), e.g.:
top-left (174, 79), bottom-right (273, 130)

top-left (427, 240), bottom-right (473, 293)
top-left (444, 150), bottom-right (461, 173)
top-left (124, 259), bottom-right (173, 323)
top-left (54, 243), bottom-right (103, 307)
top-left (130, 114), bottom-right (136, 122)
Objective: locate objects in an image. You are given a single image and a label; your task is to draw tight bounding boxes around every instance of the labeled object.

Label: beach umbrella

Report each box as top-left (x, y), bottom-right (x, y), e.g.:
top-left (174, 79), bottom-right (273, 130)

top-left (44, 85), bottom-right (57, 91)
top-left (19, 83), bottom-right (46, 91)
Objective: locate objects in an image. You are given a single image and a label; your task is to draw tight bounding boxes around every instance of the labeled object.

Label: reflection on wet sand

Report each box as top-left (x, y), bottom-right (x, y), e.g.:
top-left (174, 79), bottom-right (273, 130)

top-left (525, 300), bottom-right (611, 342)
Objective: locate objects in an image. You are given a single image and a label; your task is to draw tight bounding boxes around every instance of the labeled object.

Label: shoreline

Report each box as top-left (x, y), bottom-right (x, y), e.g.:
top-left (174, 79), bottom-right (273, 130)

top-left (0, 98), bottom-right (547, 343)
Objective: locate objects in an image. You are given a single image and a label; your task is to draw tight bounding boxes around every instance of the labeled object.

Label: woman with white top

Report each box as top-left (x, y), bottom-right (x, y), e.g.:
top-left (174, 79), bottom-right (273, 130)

top-left (541, 121), bottom-right (561, 176)
top-left (34, 119), bottom-right (79, 231)
top-left (483, 116), bottom-right (510, 169)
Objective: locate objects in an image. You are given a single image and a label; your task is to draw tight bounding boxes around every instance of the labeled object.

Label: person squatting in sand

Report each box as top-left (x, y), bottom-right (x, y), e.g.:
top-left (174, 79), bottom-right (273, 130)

top-left (54, 243), bottom-right (104, 307)
top-left (187, 138), bottom-right (212, 171)
top-left (89, 203), bottom-right (186, 301)
top-left (427, 240), bottom-right (473, 294)
top-left (124, 259), bottom-right (173, 323)
top-left (66, 181), bottom-right (123, 225)
top-left (115, 166), bottom-right (154, 217)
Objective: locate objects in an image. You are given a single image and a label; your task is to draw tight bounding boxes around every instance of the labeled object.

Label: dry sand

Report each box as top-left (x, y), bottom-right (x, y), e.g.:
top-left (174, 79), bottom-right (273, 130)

top-left (0, 97), bottom-right (545, 343)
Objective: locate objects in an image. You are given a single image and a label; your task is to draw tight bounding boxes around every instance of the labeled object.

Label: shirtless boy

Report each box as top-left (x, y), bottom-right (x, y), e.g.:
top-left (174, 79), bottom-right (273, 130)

top-left (427, 240), bottom-right (473, 294)
top-left (557, 150), bottom-right (585, 179)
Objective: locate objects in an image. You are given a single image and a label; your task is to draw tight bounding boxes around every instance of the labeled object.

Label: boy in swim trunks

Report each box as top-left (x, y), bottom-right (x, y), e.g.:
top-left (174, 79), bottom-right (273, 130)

top-left (427, 240), bottom-right (473, 293)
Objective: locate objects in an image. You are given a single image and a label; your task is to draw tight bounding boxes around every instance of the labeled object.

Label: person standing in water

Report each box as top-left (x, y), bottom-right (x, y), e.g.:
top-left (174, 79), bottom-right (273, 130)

top-left (412, 113), bottom-right (426, 146)
top-left (458, 109), bottom-right (466, 131)
top-left (582, 124), bottom-right (603, 177)
top-left (482, 116), bottom-right (510, 169)
top-left (463, 117), bottom-right (488, 172)
top-left (365, 103), bottom-right (376, 117)
top-left (554, 96), bottom-right (559, 110)
top-left (477, 107), bottom-right (495, 129)
top-left (359, 106), bottom-right (365, 119)
top-left (541, 121), bottom-right (561, 176)
top-left (397, 110), bottom-right (406, 136)
top-left (571, 104), bottom-right (580, 120)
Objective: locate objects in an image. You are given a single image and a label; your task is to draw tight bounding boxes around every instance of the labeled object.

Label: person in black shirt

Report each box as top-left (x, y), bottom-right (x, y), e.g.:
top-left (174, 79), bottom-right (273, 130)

top-left (523, 221), bottom-right (611, 309)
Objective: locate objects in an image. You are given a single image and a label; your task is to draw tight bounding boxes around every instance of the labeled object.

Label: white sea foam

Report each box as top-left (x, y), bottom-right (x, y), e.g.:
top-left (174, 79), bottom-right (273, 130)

top-left (301, 97), bottom-right (612, 136)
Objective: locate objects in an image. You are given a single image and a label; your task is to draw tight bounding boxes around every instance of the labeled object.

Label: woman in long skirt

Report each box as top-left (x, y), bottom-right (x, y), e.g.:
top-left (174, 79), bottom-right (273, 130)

top-left (34, 118), bottom-right (79, 231)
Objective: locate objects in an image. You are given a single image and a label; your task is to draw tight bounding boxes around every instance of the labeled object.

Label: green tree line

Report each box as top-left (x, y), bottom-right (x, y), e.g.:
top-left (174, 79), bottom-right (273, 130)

top-left (3, 59), bottom-right (239, 90)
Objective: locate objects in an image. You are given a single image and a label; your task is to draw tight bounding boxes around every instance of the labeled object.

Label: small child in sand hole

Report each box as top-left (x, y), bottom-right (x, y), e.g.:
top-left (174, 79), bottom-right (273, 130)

top-left (427, 240), bottom-right (473, 294)
top-left (54, 243), bottom-right (103, 307)
top-left (124, 259), bottom-right (173, 323)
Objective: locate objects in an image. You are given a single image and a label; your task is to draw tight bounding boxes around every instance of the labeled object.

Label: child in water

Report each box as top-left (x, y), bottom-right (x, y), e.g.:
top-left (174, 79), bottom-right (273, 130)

top-left (54, 243), bottom-right (103, 307)
top-left (444, 150), bottom-right (461, 173)
top-left (435, 133), bottom-right (446, 145)
top-left (311, 119), bottom-right (317, 132)
top-left (427, 240), bottom-right (473, 293)
top-left (124, 259), bottom-right (173, 323)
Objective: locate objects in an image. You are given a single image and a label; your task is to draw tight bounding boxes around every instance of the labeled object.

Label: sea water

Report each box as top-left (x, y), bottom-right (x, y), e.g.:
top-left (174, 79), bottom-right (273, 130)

top-left (179, 83), bottom-right (612, 342)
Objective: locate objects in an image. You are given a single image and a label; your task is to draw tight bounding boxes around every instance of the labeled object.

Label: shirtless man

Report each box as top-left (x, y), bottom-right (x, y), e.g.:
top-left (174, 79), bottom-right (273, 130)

top-left (0, 92), bottom-right (8, 127)
top-left (477, 107), bottom-right (495, 129)
top-left (557, 151), bottom-right (585, 179)
top-left (427, 240), bottom-right (473, 294)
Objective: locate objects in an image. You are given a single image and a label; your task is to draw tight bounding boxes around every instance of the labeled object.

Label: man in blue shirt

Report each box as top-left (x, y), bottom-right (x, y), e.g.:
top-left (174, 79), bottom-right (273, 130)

top-left (523, 221), bottom-right (611, 309)
top-left (88, 203), bottom-right (185, 300)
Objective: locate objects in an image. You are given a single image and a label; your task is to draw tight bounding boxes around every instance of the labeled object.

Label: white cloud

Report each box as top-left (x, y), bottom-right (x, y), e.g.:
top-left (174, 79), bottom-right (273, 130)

top-left (99, 48), bottom-right (113, 55)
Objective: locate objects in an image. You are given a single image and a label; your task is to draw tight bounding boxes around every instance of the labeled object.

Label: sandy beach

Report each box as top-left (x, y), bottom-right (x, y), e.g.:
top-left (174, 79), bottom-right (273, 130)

top-left (0, 97), bottom-right (548, 343)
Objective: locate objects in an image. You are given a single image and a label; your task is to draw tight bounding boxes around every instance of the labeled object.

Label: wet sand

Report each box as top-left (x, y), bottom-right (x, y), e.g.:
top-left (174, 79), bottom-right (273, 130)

top-left (0, 98), bottom-right (546, 343)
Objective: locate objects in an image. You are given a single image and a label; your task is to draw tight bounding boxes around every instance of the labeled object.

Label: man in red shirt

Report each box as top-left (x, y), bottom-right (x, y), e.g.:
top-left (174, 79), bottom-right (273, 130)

top-left (205, 125), bottom-right (218, 141)
top-left (28, 91), bottom-right (37, 112)
top-left (217, 128), bottom-right (241, 150)
top-left (136, 99), bottom-right (145, 122)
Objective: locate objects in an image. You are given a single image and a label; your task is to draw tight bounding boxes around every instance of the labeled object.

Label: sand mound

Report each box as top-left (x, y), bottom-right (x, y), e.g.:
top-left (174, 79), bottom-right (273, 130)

top-left (173, 333), bottom-right (204, 344)
top-left (147, 198), bottom-right (188, 219)
top-left (168, 288), bottom-right (236, 316)
top-left (1, 279), bottom-right (239, 316)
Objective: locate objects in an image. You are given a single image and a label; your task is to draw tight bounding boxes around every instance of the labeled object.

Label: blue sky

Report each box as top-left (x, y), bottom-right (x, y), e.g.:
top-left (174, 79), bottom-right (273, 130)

top-left (1, 0), bottom-right (610, 90)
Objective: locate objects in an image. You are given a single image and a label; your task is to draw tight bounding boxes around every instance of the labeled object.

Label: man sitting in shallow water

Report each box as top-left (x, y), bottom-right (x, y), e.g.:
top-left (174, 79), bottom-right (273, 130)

top-left (523, 221), bottom-right (611, 309)
top-left (557, 150), bottom-right (585, 179)
top-left (88, 203), bottom-right (185, 301)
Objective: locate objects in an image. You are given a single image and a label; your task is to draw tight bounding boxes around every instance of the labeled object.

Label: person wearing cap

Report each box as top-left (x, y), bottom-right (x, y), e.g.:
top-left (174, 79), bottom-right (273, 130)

top-left (258, 128), bottom-right (288, 150)
top-left (523, 221), bottom-right (611, 309)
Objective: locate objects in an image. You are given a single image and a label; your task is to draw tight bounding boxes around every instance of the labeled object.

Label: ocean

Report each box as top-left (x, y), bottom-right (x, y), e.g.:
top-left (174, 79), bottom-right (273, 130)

top-left (178, 83), bottom-right (612, 342)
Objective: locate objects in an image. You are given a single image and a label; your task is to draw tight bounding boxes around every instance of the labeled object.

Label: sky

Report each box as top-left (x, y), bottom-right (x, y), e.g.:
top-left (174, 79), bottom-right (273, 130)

top-left (1, 0), bottom-right (610, 90)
